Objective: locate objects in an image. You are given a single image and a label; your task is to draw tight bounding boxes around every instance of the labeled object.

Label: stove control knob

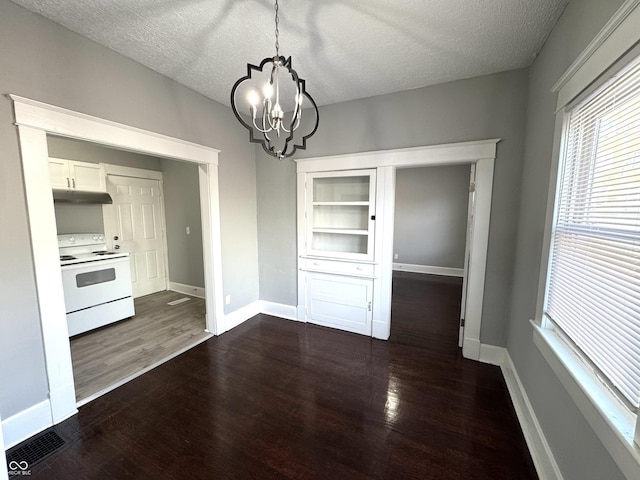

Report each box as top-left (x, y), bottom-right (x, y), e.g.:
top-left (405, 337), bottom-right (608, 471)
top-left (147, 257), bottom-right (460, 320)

top-left (92, 235), bottom-right (98, 241)
top-left (69, 236), bottom-right (75, 243)
top-left (99, 235), bottom-right (104, 241)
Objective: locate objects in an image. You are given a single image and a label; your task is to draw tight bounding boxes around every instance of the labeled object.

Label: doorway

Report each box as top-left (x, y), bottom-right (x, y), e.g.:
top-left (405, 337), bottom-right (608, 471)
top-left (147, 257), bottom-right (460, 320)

top-left (295, 139), bottom-right (497, 359)
top-left (390, 165), bottom-right (472, 346)
top-left (11, 94), bottom-right (224, 424)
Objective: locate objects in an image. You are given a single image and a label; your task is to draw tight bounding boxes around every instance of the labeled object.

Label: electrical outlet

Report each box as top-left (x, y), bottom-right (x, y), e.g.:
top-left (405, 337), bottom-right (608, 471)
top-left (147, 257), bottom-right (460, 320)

top-left (394, 253), bottom-right (399, 260)
top-left (186, 226), bottom-right (190, 235)
top-left (225, 295), bottom-right (231, 305)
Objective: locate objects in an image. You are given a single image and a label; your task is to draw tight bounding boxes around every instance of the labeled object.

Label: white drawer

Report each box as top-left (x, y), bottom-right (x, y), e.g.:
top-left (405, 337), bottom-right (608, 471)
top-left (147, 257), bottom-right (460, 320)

top-left (301, 258), bottom-right (375, 277)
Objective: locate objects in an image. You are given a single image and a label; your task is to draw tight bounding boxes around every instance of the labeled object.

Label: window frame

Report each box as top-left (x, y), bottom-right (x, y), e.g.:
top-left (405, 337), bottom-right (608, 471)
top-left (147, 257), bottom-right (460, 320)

top-left (534, 1), bottom-right (640, 478)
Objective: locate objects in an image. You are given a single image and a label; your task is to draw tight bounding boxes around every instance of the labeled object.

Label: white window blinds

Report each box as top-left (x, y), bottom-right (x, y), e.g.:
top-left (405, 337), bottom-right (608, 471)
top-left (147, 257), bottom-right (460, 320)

top-left (545, 54), bottom-right (640, 409)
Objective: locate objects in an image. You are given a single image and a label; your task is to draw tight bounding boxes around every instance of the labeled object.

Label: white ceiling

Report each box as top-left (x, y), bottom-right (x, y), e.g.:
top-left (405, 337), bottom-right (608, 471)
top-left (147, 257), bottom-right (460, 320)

top-left (10, 0), bottom-right (568, 107)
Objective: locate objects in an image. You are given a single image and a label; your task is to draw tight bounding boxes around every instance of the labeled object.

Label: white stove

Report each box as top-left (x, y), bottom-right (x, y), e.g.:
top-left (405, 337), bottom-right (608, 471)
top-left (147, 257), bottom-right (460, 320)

top-left (58, 233), bottom-right (129, 266)
top-left (58, 233), bottom-right (135, 336)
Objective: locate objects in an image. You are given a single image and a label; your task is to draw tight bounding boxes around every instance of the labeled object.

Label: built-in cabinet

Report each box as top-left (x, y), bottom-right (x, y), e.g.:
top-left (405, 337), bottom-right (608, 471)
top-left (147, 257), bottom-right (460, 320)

top-left (298, 169), bottom-right (378, 336)
top-left (48, 157), bottom-right (106, 192)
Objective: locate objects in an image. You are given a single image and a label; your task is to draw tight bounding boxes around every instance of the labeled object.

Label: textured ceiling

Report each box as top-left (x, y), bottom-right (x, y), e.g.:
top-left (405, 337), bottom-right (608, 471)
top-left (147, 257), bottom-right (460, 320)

top-left (10, 0), bottom-right (567, 107)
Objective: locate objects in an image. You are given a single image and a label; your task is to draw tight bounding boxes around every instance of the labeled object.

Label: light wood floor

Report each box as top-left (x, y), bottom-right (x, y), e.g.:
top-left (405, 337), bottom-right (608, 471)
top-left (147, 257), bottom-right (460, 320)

top-left (70, 290), bottom-right (209, 402)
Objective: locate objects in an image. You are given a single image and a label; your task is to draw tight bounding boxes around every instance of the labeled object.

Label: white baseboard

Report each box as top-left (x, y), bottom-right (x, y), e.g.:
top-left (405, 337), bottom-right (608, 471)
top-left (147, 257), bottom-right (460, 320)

top-left (168, 282), bottom-right (205, 299)
top-left (462, 337), bottom-right (481, 360)
top-left (479, 344), bottom-right (506, 366)
top-left (392, 263), bottom-right (464, 277)
top-left (223, 301), bottom-right (261, 332)
top-left (481, 347), bottom-right (563, 480)
top-left (1, 400), bottom-right (52, 450)
top-left (259, 301), bottom-right (299, 321)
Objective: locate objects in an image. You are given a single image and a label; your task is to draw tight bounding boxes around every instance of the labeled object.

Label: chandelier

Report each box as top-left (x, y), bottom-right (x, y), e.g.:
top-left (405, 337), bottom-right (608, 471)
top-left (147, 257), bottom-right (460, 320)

top-left (230, 0), bottom-right (319, 159)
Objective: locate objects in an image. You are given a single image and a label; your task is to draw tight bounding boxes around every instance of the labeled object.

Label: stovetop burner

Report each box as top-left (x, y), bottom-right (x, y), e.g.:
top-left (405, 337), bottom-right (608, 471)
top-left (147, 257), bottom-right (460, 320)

top-left (60, 255), bottom-right (77, 261)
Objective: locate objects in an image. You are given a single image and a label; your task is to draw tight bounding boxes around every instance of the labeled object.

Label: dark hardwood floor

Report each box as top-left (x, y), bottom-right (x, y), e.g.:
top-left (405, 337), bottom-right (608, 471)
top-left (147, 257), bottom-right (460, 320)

top-left (16, 272), bottom-right (537, 479)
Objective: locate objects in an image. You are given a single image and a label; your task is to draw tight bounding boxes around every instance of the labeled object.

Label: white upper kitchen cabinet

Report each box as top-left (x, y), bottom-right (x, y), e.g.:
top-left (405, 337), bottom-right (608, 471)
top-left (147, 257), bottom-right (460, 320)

top-left (49, 158), bottom-right (106, 192)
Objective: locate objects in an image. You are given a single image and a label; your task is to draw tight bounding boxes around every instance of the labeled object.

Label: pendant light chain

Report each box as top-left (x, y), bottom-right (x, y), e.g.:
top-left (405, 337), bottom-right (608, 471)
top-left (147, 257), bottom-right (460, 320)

top-left (274, 0), bottom-right (280, 57)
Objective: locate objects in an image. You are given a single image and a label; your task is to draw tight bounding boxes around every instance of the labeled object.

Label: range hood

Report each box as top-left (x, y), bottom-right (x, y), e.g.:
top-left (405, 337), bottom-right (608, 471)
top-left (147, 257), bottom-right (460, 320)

top-left (52, 189), bottom-right (113, 204)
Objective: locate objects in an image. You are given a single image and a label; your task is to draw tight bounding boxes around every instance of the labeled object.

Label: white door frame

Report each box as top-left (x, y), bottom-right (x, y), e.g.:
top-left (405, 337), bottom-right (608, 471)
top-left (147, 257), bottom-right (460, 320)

top-left (9, 94), bottom-right (225, 425)
top-left (296, 139), bottom-right (498, 360)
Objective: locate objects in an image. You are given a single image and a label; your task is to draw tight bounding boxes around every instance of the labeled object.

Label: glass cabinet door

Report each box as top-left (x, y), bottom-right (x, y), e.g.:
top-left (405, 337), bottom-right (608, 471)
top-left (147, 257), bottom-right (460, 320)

top-left (307, 169), bottom-right (376, 260)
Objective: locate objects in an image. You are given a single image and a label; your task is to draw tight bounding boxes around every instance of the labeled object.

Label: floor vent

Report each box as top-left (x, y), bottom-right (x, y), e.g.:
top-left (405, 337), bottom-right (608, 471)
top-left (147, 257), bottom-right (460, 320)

top-left (6, 430), bottom-right (65, 470)
top-left (168, 297), bottom-right (191, 306)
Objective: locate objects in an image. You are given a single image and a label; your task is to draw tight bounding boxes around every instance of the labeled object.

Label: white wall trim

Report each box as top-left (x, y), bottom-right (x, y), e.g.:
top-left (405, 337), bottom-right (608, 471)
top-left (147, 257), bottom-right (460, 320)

top-left (500, 350), bottom-right (564, 480)
top-left (478, 344), bottom-right (506, 366)
top-left (259, 301), bottom-right (299, 321)
top-left (223, 301), bottom-right (261, 332)
top-left (102, 163), bottom-right (163, 180)
top-left (1, 401), bottom-right (51, 450)
top-left (392, 263), bottom-right (464, 277)
top-left (553, 0), bottom-right (640, 109)
top-left (9, 95), bottom-right (224, 433)
top-left (169, 282), bottom-right (205, 299)
top-left (9, 94), bottom-right (220, 163)
top-left (295, 139), bottom-right (501, 173)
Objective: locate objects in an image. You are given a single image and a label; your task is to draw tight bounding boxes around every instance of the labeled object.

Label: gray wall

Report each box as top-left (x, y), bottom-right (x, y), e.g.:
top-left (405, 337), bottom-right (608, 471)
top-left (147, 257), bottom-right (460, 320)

top-left (393, 166), bottom-right (469, 268)
top-left (161, 159), bottom-right (205, 288)
top-left (257, 68), bottom-right (529, 346)
top-left (507, 1), bottom-right (628, 479)
top-left (0, 0), bottom-right (258, 421)
top-left (48, 136), bottom-right (205, 288)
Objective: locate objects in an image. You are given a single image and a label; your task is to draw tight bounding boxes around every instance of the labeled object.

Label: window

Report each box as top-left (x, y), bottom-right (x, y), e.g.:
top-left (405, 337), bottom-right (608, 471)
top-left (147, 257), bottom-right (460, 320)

top-left (544, 53), bottom-right (640, 410)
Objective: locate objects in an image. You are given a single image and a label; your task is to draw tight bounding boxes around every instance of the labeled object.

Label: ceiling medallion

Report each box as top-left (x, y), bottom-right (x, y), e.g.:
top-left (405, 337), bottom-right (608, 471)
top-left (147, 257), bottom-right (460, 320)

top-left (230, 0), bottom-right (319, 159)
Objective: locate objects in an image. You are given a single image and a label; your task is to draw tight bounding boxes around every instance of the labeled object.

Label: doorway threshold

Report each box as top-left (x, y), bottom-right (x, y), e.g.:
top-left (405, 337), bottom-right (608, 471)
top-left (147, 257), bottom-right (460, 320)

top-left (76, 332), bottom-right (212, 407)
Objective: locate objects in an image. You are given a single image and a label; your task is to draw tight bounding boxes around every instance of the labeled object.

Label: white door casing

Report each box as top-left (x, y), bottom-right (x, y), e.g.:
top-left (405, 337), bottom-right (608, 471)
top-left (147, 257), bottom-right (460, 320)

top-left (8, 94), bottom-right (223, 445)
top-left (105, 174), bottom-right (168, 298)
top-left (459, 164), bottom-right (476, 347)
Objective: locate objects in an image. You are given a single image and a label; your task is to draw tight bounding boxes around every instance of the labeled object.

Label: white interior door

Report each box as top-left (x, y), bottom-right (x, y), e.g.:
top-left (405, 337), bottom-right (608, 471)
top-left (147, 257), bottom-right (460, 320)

top-left (459, 164), bottom-right (476, 347)
top-left (105, 175), bottom-right (168, 298)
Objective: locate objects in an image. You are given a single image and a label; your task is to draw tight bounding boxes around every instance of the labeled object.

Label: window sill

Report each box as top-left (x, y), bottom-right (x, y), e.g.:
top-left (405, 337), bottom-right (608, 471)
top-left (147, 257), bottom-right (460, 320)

top-left (531, 320), bottom-right (640, 479)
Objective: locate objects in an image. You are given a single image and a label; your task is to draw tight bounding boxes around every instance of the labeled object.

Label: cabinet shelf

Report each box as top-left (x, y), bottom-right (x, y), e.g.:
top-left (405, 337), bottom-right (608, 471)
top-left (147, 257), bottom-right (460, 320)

top-left (312, 228), bottom-right (368, 235)
top-left (312, 201), bottom-right (370, 206)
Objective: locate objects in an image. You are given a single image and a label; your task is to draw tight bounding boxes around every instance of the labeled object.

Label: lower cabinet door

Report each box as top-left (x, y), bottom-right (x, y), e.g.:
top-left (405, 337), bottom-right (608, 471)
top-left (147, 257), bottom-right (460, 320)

top-left (306, 272), bottom-right (373, 336)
